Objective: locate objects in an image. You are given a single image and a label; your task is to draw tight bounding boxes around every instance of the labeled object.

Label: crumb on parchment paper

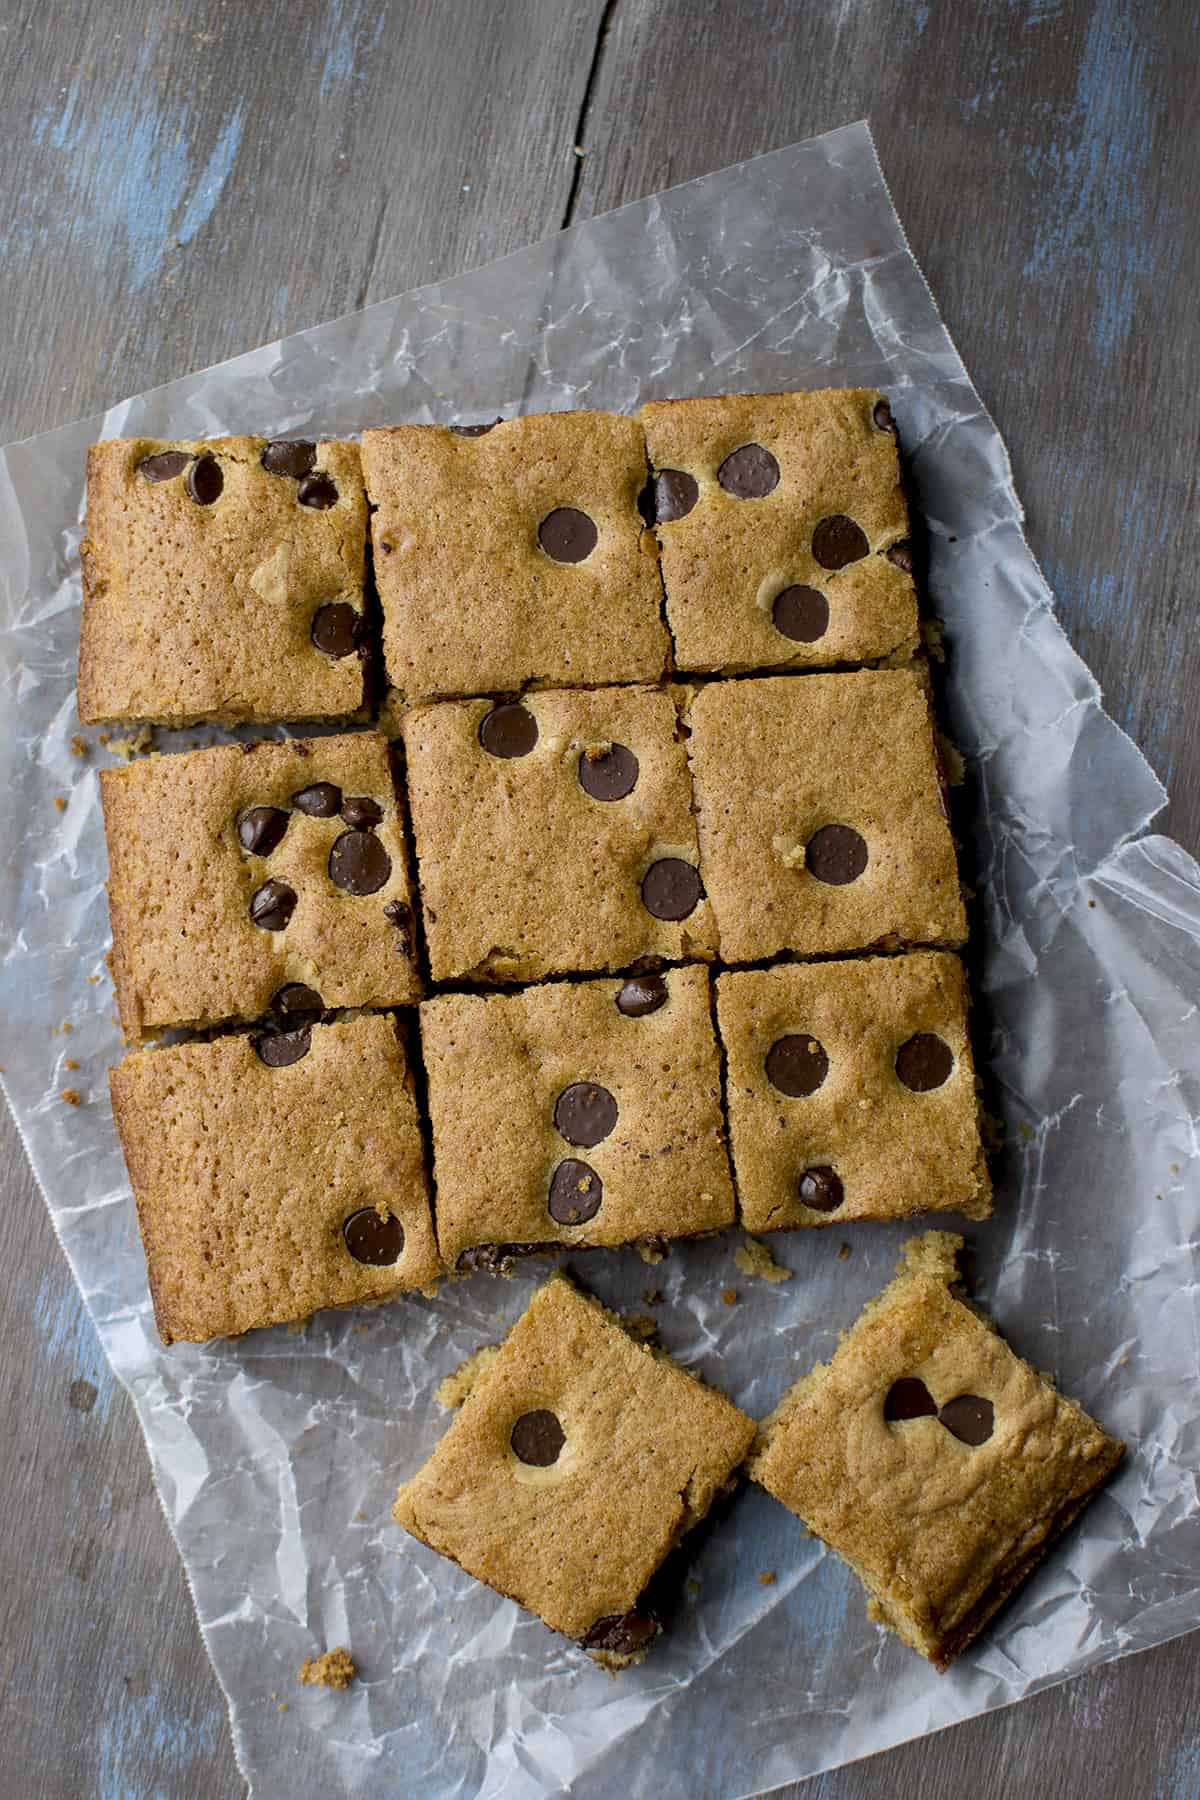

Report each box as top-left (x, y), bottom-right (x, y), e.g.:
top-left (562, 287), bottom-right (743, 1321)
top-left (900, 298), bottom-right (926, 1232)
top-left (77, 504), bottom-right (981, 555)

top-left (64, 1058), bottom-right (80, 1071)
top-left (758, 1571), bottom-right (777, 1587)
top-left (70, 734), bottom-right (88, 757)
top-left (61, 1089), bottom-right (82, 1106)
top-left (107, 725), bottom-right (155, 760)
top-left (54, 795), bottom-right (67, 812)
top-left (734, 1236), bottom-right (792, 1284)
top-left (721, 1288), bottom-right (738, 1306)
top-left (642, 1287), bottom-right (663, 1305)
top-left (298, 1648), bottom-right (357, 1690)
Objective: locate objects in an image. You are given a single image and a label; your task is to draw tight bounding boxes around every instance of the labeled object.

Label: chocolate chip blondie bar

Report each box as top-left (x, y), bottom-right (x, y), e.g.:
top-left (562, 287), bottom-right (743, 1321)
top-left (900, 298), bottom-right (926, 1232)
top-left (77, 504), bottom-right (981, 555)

top-left (393, 1274), bottom-right (755, 1666)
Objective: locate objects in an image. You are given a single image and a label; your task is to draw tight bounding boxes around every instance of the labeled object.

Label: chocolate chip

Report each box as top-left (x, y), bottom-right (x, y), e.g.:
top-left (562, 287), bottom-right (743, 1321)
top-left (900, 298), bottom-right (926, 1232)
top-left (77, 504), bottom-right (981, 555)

top-left (186, 455), bottom-right (223, 505)
top-left (254, 1025), bottom-right (312, 1067)
top-left (885, 539), bottom-right (913, 573)
top-left (272, 983), bottom-right (323, 1018)
top-left (884, 1377), bottom-right (937, 1422)
top-left (548, 1159), bottom-right (602, 1225)
top-left (812, 514), bottom-right (869, 569)
top-left (578, 743), bottom-right (639, 801)
top-left (237, 805), bottom-right (289, 856)
top-left (479, 702), bottom-right (538, 758)
top-left (653, 469), bottom-right (700, 521)
top-left (138, 449), bottom-right (191, 482)
top-left (873, 397), bottom-right (896, 434)
top-left (538, 507), bottom-right (598, 563)
top-left (329, 829), bottom-right (391, 895)
top-left (297, 473), bottom-right (338, 509)
top-left (342, 1208), bottom-right (405, 1265)
top-left (580, 1613), bottom-right (659, 1657)
top-left (616, 973), bottom-right (667, 1017)
top-left (641, 858), bottom-right (702, 920)
top-left (293, 781), bottom-right (342, 817)
top-left (772, 585), bottom-right (829, 643)
top-left (249, 879), bottom-right (297, 930)
top-left (895, 1033), bottom-right (955, 1092)
top-left (805, 824), bottom-right (868, 885)
top-left (341, 794), bottom-right (383, 829)
top-left (717, 443), bottom-right (779, 499)
top-left (510, 1409), bottom-right (565, 1467)
top-left (939, 1394), bottom-right (994, 1446)
top-left (383, 898), bottom-right (411, 932)
top-left (798, 1165), bottom-right (843, 1212)
top-left (450, 419), bottom-right (500, 436)
top-left (554, 1082), bottom-right (618, 1148)
top-left (311, 602), bottom-right (361, 658)
top-left (455, 1241), bottom-right (557, 1274)
top-left (636, 477), bottom-right (657, 527)
top-left (765, 1034), bottom-right (829, 1097)
top-left (261, 439), bottom-right (316, 478)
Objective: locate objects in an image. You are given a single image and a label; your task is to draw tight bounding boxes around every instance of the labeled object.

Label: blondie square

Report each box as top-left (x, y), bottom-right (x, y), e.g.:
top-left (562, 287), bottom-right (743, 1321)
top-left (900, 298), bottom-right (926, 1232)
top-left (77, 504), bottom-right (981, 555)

top-left (750, 1233), bottom-right (1124, 1669)
top-left (79, 436), bottom-right (369, 725)
top-left (641, 390), bottom-right (917, 674)
top-left (361, 412), bottom-right (668, 706)
top-left (393, 1275), bottom-right (755, 1666)
top-left (686, 670), bottom-right (965, 961)
top-left (401, 685), bottom-right (717, 984)
top-left (109, 1014), bottom-right (440, 1344)
top-left (421, 965), bottom-right (734, 1270)
top-left (101, 732), bottom-right (421, 1040)
top-left (718, 954), bottom-right (990, 1229)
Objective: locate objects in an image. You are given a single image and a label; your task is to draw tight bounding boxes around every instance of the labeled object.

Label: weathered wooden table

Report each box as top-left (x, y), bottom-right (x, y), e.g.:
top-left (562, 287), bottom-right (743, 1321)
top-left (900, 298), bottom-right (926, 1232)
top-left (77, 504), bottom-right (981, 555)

top-left (3, 2), bottom-right (1197, 1794)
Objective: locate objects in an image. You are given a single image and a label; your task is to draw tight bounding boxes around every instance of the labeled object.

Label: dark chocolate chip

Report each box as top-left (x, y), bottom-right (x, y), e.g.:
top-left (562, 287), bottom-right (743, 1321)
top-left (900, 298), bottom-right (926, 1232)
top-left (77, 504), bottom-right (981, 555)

top-left (653, 469), bottom-right (699, 521)
top-left (292, 781), bottom-right (343, 817)
top-left (895, 1033), bottom-right (955, 1092)
top-left (548, 1159), bottom-right (602, 1226)
top-left (311, 602), bottom-right (361, 658)
top-left (237, 805), bottom-right (289, 856)
top-left (538, 507), bottom-right (598, 563)
top-left (479, 702), bottom-right (538, 759)
top-left (450, 419), bottom-right (501, 436)
top-left (772, 584), bottom-right (829, 643)
top-left (765, 1033), bottom-right (829, 1098)
top-left (641, 858), bottom-right (703, 921)
top-left (873, 397), bottom-right (897, 434)
top-left (938, 1394), bottom-right (994, 1446)
top-left (455, 1241), bottom-right (557, 1274)
top-left (510, 1409), bottom-right (565, 1467)
top-left (138, 449), bottom-right (191, 482)
top-left (342, 1207), bottom-right (405, 1265)
top-left (580, 1613), bottom-right (659, 1657)
top-left (636, 478), bottom-right (657, 527)
top-left (578, 743), bottom-right (639, 801)
top-left (885, 539), bottom-right (913, 573)
top-left (798, 1165), bottom-right (843, 1212)
top-left (616, 973), bottom-right (667, 1017)
top-left (812, 514), bottom-right (869, 570)
top-left (186, 455), bottom-right (223, 505)
top-left (297, 473), bottom-right (338, 509)
top-left (329, 829), bottom-right (391, 895)
top-left (254, 1025), bottom-right (312, 1067)
top-left (261, 439), bottom-right (316, 478)
top-left (884, 1377), bottom-right (937, 1422)
top-left (272, 983), bottom-right (323, 1018)
top-left (805, 824), bottom-right (868, 885)
top-left (383, 898), bottom-right (411, 931)
top-left (717, 443), bottom-right (779, 499)
top-left (554, 1082), bottom-right (618, 1148)
top-left (341, 794), bottom-right (383, 829)
top-left (249, 879), bottom-right (297, 930)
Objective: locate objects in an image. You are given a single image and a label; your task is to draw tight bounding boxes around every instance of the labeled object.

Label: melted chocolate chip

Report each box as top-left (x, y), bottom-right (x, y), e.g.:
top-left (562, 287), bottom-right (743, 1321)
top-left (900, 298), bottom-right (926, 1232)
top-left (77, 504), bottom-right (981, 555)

top-left (186, 455), bottom-right (223, 505)
top-left (293, 781), bottom-right (342, 817)
top-left (765, 1034), bottom-right (829, 1098)
top-left (798, 1165), bottom-right (843, 1212)
top-left (805, 824), bottom-right (868, 885)
top-left (641, 858), bottom-right (703, 920)
top-left (450, 419), bottom-right (501, 436)
top-left (138, 449), bottom-right (191, 482)
top-left (812, 514), bottom-right (869, 570)
top-left (479, 702), bottom-right (538, 759)
top-left (272, 983), bottom-right (323, 1018)
top-left (329, 829), bottom-right (391, 895)
top-left (653, 469), bottom-right (700, 521)
top-left (616, 973), bottom-right (667, 1017)
top-left (873, 397), bottom-right (896, 434)
top-left (342, 1207), bottom-right (405, 1265)
top-left (885, 539), bottom-right (913, 573)
top-left (341, 794), bottom-right (383, 829)
top-left (538, 507), bottom-right (598, 563)
top-left (580, 1613), bottom-right (659, 1657)
top-left (237, 805), bottom-right (289, 856)
top-left (311, 602), bottom-right (361, 658)
top-left (510, 1409), bottom-right (565, 1467)
top-left (717, 443), bottom-right (779, 499)
top-left (261, 439), bottom-right (316, 478)
top-left (772, 584), bottom-right (829, 643)
top-left (578, 743), bottom-right (639, 801)
top-left (455, 1241), bottom-right (557, 1274)
top-left (884, 1377), bottom-right (937, 1422)
top-left (548, 1159), bottom-right (602, 1226)
top-left (254, 1025), bottom-right (312, 1067)
top-left (297, 473), bottom-right (338, 509)
top-left (938, 1394), bottom-right (994, 1446)
top-left (249, 879), bottom-right (297, 930)
top-left (895, 1033), bottom-right (955, 1092)
top-left (554, 1082), bottom-right (618, 1148)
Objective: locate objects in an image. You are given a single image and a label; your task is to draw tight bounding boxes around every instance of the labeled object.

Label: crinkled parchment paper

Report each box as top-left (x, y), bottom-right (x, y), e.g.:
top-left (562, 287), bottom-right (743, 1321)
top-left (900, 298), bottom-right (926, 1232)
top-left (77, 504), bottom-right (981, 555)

top-left (1, 123), bottom-right (1198, 1798)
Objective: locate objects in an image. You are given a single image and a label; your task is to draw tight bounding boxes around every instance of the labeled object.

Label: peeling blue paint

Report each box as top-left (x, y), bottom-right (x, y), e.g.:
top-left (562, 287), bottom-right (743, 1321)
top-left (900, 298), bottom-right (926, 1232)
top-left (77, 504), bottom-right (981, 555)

top-left (1159, 1736), bottom-right (1200, 1800)
top-left (96, 1688), bottom-right (223, 1800)
top-left (911, 3), bottom-right (930, 34)
top-left (317, 0), bottom-right (388, 100)
top-left (31, 1266), bottom-right (112, 1421)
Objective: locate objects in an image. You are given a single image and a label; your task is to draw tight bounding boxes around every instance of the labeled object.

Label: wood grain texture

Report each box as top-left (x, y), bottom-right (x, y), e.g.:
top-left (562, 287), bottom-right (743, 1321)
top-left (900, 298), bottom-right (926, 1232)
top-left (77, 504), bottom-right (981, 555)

top-left (3, 0), bottom-right (1199, 1796)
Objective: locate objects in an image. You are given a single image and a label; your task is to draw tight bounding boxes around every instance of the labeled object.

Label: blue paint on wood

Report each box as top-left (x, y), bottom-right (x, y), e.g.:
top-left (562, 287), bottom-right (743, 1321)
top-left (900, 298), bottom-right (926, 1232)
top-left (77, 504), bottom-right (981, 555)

top-left (317, 0), bottom-right (388, 100)
top-left (1160, 1737), bottom-right (1200, 1800)
top-left (31, 1266), bottom-right (113, 1422)
top-left (95, 1687), bottom-right (223, 1800)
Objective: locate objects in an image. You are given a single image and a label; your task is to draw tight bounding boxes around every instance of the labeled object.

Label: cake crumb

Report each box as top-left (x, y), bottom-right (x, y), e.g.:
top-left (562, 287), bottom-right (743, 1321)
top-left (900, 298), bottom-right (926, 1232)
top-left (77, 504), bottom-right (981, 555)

top-left (98, 731), bottom-right (111, 745)
top-left (61, 1020), bottom-right (73, 1033)
top-left (642, 1287), bottom-right (663, 1305)
top-left (624, 1313), bottom-right (658, 1342)
top-left (636, 1237), bottom-right (669, 1265)
top-left (88, 973), bottom-right (102, 985)
top-left (54, 795), bottom-right (67, 812)
top-left (277, 1701), bottom-right (289, 1712)
top-left (64, 1057), bottom-right (81, 1071)
top-left (734, 1236), bottom-right (792, 1284)
top-left (61, 1089), bottom-right (82, 1106)
top-left (758, 1570), bottom-right (777, 1587)
top-left (436, 1344), bottom-right (499, 1409)
top-left (298, 1648), bottom-right (357, 1690)
top-left (721, 1288), bottom-right (738, 1306)
top-left (837, 1242), bottom-right (851, 1261)
top-left (71, 734), bottom-right (89, 757)
top-left (108, 725), bottom-right (155, 760)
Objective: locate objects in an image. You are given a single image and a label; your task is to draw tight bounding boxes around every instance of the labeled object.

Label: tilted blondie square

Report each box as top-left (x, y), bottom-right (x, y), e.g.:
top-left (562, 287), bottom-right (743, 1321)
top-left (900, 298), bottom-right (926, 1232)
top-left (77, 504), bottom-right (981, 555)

top-left (718, 953), bottom-right (990, 1229)
top-left (361, 412), bottom-right (668, 707)
top-left (79, 436), bottom-right (369, 725)
top-left (750, 1233), bottom-right (1125, 1668)
top-left (110, 1014), bottom-right (440, 1344)
top-left (401, 685), bottom-right (717, 984)
top-left (686, 670), bottom-right (965, 961)
top-left (393, 1275), bottom-right (755, 1667)
top-left (101, 732), bottom-right (421, 1040)
top-left (641, 390), bottom-right (917, 674)
top-left (421, 965), bottom-right (735, 1271)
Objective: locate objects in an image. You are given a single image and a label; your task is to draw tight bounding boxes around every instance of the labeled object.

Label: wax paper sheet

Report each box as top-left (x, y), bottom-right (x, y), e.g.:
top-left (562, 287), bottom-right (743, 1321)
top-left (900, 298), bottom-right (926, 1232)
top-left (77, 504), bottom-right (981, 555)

top-left (1, 122), bottom-right (1198, 1798)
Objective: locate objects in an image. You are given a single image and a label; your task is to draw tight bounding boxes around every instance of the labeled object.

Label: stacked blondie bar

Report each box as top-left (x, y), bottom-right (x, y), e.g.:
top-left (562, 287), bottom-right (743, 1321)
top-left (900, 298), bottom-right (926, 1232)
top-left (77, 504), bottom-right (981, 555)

top-left (84, 393), bottom-right (1121, 1672)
